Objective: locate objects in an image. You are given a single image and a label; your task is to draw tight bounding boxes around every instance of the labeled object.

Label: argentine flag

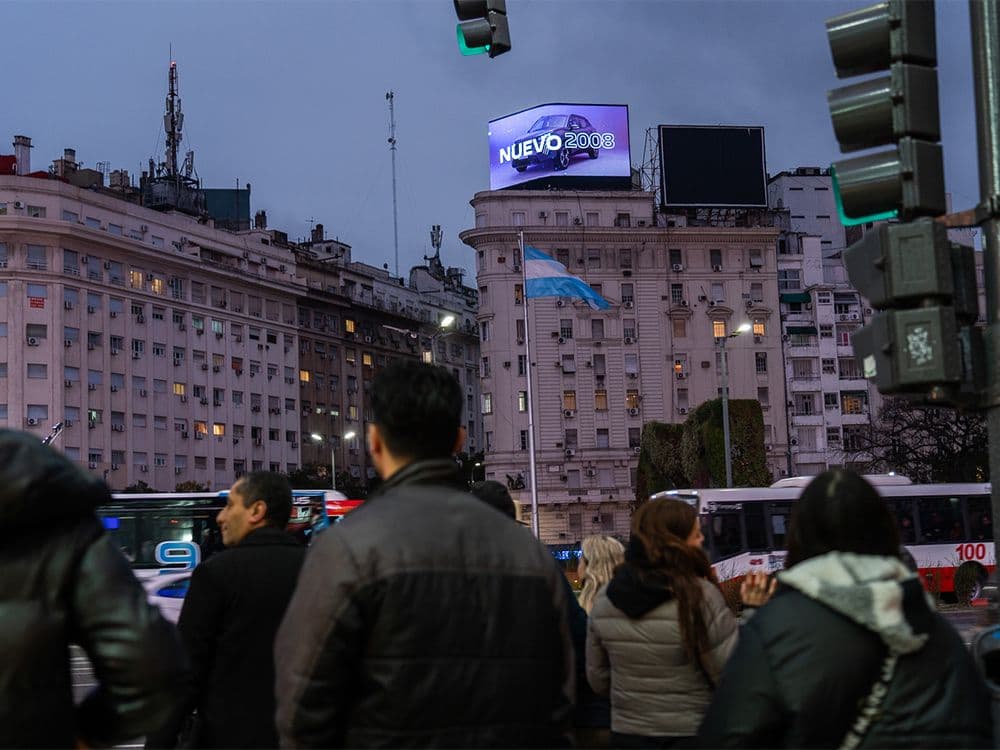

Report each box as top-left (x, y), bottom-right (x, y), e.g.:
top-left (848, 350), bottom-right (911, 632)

top-left (524, 246), bottom-right (610, 310)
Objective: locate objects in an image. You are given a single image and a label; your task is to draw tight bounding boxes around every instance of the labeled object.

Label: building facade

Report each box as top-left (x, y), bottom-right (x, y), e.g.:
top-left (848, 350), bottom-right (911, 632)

top-left (0, 137), bottom-right (479, 492)
top-left (461, 189), bottom-right (789, 543)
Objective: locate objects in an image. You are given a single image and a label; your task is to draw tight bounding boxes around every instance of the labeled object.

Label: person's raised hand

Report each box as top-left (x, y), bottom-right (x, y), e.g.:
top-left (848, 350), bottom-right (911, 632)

top-left (740, 571), bottom-right (776, 608)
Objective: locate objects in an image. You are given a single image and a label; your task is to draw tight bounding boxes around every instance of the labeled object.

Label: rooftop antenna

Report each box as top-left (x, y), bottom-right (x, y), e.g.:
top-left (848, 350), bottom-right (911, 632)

top-left (164, 51), bottom-right (184, 177)
top-left (386, 91), bottom-right (399, 278)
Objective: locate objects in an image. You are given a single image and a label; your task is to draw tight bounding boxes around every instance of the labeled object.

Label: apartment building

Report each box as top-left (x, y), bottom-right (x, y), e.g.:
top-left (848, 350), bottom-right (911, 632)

top-left (460, 189), bottom-right (789, 543)
top-left (0, 138), bottom-right (479, 491)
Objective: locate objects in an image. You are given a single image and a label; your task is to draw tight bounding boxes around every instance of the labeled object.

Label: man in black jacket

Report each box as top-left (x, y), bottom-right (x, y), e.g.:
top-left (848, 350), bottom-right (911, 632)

top-left (0, 429), bottom-right (186, 747)
top-left (276, 362), bottom-right (574, 748)
top-left (148, 472), bottom-right (305, 748)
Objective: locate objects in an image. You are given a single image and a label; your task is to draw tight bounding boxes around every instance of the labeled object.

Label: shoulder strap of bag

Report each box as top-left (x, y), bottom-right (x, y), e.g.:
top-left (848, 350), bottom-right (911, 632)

top-left (838, 650), bottom-right (899, 750)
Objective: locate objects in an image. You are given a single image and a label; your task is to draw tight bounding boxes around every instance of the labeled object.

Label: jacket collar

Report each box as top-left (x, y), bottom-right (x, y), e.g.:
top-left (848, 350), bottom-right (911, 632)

top-left (236, 526), bottom-right (302, 548)
top-left (370, 458), bottom-right (467, 500)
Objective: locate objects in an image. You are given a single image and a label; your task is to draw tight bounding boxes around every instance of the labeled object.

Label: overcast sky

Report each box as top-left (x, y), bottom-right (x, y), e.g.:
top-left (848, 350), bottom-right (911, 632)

top-left (2, 0), bottom-right (981, 277)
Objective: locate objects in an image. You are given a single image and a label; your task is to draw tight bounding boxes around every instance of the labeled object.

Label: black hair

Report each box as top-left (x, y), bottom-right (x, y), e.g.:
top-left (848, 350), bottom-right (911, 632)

top-left (235, 471), bottom-right (293, 529)
top-left (785, 469), bottom-right (901, 568)
top-left (371, 361), bottom-right (463, 461)
top-left (470, 480), bottom-right (516, 519)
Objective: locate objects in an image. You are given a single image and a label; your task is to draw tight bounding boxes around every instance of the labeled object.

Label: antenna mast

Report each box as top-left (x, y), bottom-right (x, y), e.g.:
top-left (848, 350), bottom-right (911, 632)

top-left (164, 59), bottom-right (184, 177)
top-left (386, 91), bottom-right (399, 278)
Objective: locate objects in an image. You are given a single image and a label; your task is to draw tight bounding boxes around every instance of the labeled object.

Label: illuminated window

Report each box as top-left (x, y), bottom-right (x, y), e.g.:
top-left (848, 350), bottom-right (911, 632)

top-left (173, 382), bottom-right (186, 396)
top-left (594, 389), bottom-right (608, 411)
top-left (299, 370), bottom-right (310, 383)
top-left (421, 351), bottom-right (433, 364)
top-left (362, 353), bottom-right (373, 367)
top-left (626, 390), bottom-right (640, 409)
top-left (713, 320), bottom-right (726, 338)
top-left (212, 423), bottom-right (226, 437)
top-left (563, 390), bottom-right (577, 410)
top-left (482, 393), bottom-right (493, 415)
top-left (149, 276), bottom-right (165, 296)
top-left (753, 318), bottom-right (766, 336)
top-left (518, 391), bottom-right (527, 412)
top-left (345, 319), bottom-right (356, 334)
top-left (345, 348), bottom-right (356, 366)
top-left (129, 269), bottom-right (144, 289)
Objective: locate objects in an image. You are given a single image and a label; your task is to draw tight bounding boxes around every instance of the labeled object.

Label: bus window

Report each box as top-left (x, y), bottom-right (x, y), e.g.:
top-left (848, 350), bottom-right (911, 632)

top-left (137, 511), bottom-right (221, 567)
top-left (885, 498), bottom-right (916, 543)
top-left (917, 496), bottom-right (963, 543)
top-left (709, 513), bottom-right (743, 561)
top-left (966, 496), bottom-right (993, 542)
top-left (767, 503), bottom-right (793, 549)
top-left (743, 503), bottom-right (767, 551)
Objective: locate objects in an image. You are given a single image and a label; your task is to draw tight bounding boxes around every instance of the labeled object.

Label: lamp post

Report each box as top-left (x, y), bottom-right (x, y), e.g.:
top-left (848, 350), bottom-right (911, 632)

top-left (312, 430), bottom-right (356, 490)
top-left (716, 323), bottom-right (752, 489)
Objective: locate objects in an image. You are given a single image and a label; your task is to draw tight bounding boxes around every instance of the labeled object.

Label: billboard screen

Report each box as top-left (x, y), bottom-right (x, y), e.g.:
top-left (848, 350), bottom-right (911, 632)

top-left (488, 103), bottom-right (631, 191)
top-left (659, 125), bottom-right (767, 208)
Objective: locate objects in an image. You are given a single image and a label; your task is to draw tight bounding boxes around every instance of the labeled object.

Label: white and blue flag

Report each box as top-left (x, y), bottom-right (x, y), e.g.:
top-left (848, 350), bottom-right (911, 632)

top-left (524, 246), bottom-right (610, 310)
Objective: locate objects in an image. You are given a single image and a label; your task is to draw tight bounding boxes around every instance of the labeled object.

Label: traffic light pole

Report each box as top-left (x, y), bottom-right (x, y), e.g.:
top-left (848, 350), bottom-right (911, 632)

top-left (970, 0), bottom-right (1000, 574)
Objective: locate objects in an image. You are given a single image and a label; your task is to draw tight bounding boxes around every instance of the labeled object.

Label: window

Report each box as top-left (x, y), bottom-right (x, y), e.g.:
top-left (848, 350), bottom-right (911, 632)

top-left (748, 248), bottom-right (763, 268)
top-left (626, 389), bottom-right (640, 409)
top-left (596, 429), bottom-right (610, 449)
top-left (517, 354), bottom-right (527, 376)
top-left (623, 319), bottom-right (636, 340)
top-left (778, 269), bottom-right (802, 291)
top-left (709, 248), bottom-right (722, 269)
top-left (711, 282), bottom-right (724, 303)
top-left (839, 358), bottom-right (861, 379)
top-left (482, 393), bottom-right (493, 415)
top-left (752, 319), bottom-right (766, 336)
top-left (27, 363), bottom-right (47, 379)
top-left (591, 319), bottom-right (604, 339)
top-left (822, 358), bottom-right (837, 374)
top-left (173, 382), bottom-right (186, 396)
top-left (593, 354), bottom-right (606, 376)
top-left (514, 284), bottom-right (523, 305)
top-left (757, 387), bottom-right (769, 407)
top-left (555, 211), bottom-right (569, 226)
top-left (820, 324), bottom-right (834, 339)
top-left (619, 248), bottom-right (632, 269)
top-left (669, 248), bottom-right (683, 268)
top-left (131, 339), bottom-right (144, 356)
top-left (672, 318), bottom-right (686, 338)
top-left (827, 427), bottom-right (842, 444)
top-left (26, 245), bottom-right (47, 270)
top-left (620, 283), bottom-right (634, 304)
top-left (755, 352), bottom-right (768, 374)
top-left (615, 213), bottom-right (631, 228)
top-left (479, 321), bottom-right (490, 342)
top-left (670, 283), bottom-right (684, 304)
top-left (841, 391), bottom-right (868, 414)
top-left (518, 391), bottom-right (528, 412)
top-left (559, 319), bottom-right (573, 339)
top-left (586, 212), bottom-right (599, 227)
top-left (825, 392), bottom-right (840, 410)
top-left (519, 430), bottom-right (529, 451)
top-left (512, 211), bottom-right (525, 226)
top-left (587, 248), bottom-right (601, 270)
top-left (794, 393), bottom-right (817, 416)
top-left (791, 359), bottom-right (815, 379)
top-left (751, 282), bottom-right (764, 303)
top-left (594, 389), bottom-right (608, 411)
top-left (624, 353), bottom-right (638, 376)
top-left (563, 390), bottom-right (577, 410)
top-left (561, 354), bottom-right (576, 374)
top-left (713, 320), bottom-right (726, 338)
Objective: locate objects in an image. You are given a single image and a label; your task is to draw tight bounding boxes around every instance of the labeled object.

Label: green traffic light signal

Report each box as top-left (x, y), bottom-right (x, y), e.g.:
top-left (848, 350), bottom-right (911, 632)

top-left (830, 163), bottom-right (899, 226)
top-left (456, 24), bottom-right (489, 55)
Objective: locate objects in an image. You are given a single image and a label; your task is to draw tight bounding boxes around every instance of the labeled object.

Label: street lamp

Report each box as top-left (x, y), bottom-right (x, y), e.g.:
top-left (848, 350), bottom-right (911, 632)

top-left (716, 322), bottom-right (752, 489)
top-left (427, 315), bottom-right (457, 364)
top-left (311, 430), bottom-right (356, 490)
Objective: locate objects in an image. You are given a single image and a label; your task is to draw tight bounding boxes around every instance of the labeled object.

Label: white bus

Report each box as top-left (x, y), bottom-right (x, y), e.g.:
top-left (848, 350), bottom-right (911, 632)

top-left (654, 475), bottom-right (995, 599)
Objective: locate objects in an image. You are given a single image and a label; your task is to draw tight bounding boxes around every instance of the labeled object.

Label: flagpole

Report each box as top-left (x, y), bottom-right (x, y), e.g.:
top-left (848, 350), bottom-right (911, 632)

top-left (520, 231), bottom-right (541, 539)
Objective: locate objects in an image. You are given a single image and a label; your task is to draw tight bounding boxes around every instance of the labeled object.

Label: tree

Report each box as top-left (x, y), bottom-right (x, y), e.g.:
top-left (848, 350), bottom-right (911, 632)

top-left (842, 399), bottom-right (988, 483)
top-left (286, 463), bottom-right (333, 490)
top-left (121, 480), bottom-right (154, 493)
top-left (680, 399), bottom-right (770, 489)
top-left (175, 480), bottom-right (210, 492)
top-left (334, 470), bottom-right (368, 499)
top-left (457, 450), bottom-right (486, 488)
top-left (635, 422), bottom-right (687, 507)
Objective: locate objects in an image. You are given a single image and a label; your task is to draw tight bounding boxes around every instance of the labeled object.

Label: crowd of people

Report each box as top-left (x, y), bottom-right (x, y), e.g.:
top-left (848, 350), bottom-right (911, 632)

top-left (0, 360), bottom-right (996, 748)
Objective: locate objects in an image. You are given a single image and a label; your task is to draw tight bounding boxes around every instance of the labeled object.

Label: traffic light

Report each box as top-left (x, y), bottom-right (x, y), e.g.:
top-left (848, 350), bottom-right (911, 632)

top-left (844, 218), bottom-right (984, 398)
top-left (825, 0), bottom-right (945, 225)
top-left (454, 0), bottom-right (511, 58)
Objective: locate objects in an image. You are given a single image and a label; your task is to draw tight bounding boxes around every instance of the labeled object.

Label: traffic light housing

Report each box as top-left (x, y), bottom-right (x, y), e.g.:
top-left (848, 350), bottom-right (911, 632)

top-left (826, 0), bottom-right (945, 225)
top-left (455, 0), bottom-right (511, 58)
top-left (844, 218), bottom-right (984, 398)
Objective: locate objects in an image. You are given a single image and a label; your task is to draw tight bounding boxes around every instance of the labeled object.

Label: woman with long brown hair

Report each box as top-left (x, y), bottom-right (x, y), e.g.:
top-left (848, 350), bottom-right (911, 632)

top-left (586, 498), bottom-right (769, 748)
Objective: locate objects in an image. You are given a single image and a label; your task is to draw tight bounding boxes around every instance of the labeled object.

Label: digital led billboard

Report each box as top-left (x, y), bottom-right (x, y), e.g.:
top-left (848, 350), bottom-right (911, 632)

top-left (659, 125), bottom-right (767, 208)
top-left (488, 103), bottom-right (631, 191)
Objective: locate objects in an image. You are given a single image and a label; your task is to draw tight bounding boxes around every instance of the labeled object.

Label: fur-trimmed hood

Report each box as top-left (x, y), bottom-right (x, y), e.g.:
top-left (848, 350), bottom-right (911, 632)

top-left (777, 552), bottom-right (930, 654)
top-left (0, 429), bottom-right (110, 535)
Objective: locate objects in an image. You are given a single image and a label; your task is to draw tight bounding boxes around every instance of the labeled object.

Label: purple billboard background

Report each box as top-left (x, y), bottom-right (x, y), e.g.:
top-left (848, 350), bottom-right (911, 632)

top-left (488, 103), bottom-right (631, 190)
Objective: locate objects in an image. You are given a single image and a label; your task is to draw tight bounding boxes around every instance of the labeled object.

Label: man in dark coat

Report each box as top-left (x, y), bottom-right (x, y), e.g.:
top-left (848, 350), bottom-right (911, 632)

top-left (0, 429), bottom-right (186, 747)
top-left (148, 472), bottom-right (305, 748)
top-left (276, 362), bottom-right (574, 748)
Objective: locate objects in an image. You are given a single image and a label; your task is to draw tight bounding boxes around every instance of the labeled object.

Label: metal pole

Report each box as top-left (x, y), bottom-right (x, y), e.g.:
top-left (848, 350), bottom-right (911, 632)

top-left (520, 231), bottom-right (541, 538)
top-left (720, 337), bottom-right (734, 488)
top-left (331, 442), bottom-right (337, 491)
top-left (387, 91), bottom-right (399, 279)
top-left (971, 0), bottom-right (1000, 589)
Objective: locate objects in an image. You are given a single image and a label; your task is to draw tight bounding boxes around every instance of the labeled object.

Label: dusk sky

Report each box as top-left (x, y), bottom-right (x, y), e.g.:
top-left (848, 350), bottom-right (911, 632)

top-left (2, 0), bottom-right (981, 277)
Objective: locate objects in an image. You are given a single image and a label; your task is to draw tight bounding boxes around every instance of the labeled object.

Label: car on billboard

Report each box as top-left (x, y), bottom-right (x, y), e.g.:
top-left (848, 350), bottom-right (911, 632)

top-left (510, 113), bottom-right (599, 173)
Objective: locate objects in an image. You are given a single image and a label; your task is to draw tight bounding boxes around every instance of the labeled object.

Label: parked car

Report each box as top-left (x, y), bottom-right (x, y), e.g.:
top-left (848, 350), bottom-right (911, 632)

top-left (511, 113), bottom-right (599, 172)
